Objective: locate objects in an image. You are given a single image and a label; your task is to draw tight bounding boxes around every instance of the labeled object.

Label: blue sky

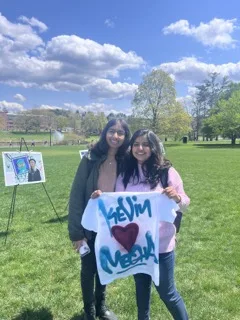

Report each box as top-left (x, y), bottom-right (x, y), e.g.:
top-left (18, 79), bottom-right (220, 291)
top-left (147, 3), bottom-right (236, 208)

top-left (1, 0), bottom-right (240, 114)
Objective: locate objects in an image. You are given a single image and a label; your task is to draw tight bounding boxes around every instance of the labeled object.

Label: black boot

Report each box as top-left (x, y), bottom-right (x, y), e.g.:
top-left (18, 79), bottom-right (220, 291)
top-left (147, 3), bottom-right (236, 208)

top-left (95, 273), bottom-right (117, 319)
top-left (96, 303), bottom-right (117, 320)
top-left (83, 302), bottom-right (96, 320)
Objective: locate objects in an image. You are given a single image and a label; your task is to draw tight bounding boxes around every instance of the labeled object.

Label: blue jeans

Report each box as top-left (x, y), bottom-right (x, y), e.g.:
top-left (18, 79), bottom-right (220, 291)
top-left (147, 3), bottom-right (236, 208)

top-left (134, 251), bottom-right (188, 320)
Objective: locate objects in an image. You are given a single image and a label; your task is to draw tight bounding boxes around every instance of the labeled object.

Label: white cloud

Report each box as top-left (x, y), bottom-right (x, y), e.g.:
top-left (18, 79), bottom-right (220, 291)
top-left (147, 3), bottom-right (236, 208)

top-left (64, 102), bottom-right (112, 113)
top-left (44, 35), bottom-right (144, 77)
top-left (14, 93), bottom-right (26, 102)
top-left (39, 102), bottom-right (114, 114)
top-left (0, 100), bottom-right (25, 112)
top-left (104, 19), bottom-right (115, 28)
top-left (63, 102), bottom-right (132, 115)
top-left (158, 57), bottom-right (240, 85)
top-left (18, 16), bottom-right (48, 33)
top-left (87, 79), bottom-right (138, 99)
top-left (0, 12), bottom-right (44, 51)
top-left (163, 18), bottom-right (238, 48)
top-left (39, 104), bottom-right (61, 110)
top-left (38, 102), bottom-right (132, 115)
top-left (0, 14), bottom-right (145, 100)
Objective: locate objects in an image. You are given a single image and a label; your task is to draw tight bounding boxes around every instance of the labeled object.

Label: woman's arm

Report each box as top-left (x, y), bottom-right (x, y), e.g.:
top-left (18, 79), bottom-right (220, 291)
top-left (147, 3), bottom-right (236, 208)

top-left (68, 156), bottom-right (90, 241)
top-left (166, 167), bottom-right (190, 212)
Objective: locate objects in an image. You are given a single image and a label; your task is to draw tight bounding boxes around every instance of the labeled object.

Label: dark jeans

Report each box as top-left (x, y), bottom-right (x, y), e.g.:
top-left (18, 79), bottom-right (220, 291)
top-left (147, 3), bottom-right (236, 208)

top-left (134, 251), bottom-right (188, 320)
top-left (81, 238), bottom-right (106, 311)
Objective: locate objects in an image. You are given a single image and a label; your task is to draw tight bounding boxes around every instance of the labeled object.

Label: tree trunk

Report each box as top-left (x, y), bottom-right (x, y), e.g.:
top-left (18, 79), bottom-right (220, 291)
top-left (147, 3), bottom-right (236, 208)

top-left (231, 135), bottom-right (236, 145)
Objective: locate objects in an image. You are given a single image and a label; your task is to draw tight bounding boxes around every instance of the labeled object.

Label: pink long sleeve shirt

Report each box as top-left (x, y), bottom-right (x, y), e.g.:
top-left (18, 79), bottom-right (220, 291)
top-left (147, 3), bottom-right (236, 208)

top-left (115, 165), bottom-right (190, 253)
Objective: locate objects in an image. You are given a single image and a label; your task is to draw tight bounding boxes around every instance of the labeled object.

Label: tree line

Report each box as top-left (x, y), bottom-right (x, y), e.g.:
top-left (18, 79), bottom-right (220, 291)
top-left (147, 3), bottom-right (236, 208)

top-left (2, 70), bottom-right (240, 144)
top-left (132, 70), bottom-right (240, 144)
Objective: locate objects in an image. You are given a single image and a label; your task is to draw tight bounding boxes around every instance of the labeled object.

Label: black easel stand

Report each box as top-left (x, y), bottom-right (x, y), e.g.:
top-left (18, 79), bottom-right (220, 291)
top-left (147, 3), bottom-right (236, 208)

top-left (4, 138), bottom-right (62, 244)
top-left (4, 185), bottom-right (17, 245)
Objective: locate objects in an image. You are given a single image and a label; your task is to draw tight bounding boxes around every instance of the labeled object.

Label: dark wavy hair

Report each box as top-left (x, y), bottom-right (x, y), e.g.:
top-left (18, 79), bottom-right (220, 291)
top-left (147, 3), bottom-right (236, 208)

top-left (91, 119), bottom-right (131, 158)
top-left (122, 129), bottom-right (171, 189)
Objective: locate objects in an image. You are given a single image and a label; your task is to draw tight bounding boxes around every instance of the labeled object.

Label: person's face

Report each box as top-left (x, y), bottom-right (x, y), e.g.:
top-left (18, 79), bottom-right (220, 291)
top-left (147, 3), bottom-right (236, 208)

top-left (106, 122), bottom-right (126, 149)
top-left (132, 135), bottom-right (151, 164)
top-left (29, 160), bottom-right (36, 168)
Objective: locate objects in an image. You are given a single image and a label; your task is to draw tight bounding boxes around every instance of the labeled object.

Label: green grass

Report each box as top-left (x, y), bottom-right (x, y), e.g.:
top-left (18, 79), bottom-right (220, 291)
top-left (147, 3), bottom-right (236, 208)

top-left (0, 145), bottom-right (239, 320)
top-left (0, 131), bottom-right (83, 143)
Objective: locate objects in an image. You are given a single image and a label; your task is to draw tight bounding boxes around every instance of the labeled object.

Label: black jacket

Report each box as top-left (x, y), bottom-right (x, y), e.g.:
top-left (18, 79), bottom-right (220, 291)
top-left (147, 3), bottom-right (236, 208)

top-left (68, 151), bottom-right (122, 242)
top-left (28, 169), bottom-right (41, 182)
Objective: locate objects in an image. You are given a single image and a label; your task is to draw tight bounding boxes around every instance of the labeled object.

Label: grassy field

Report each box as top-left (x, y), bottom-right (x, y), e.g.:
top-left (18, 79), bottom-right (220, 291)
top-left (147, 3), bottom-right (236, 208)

top-left (0, 144), bottom-right (239, 320)
top-left (0, 131), bottom-right (100, 144)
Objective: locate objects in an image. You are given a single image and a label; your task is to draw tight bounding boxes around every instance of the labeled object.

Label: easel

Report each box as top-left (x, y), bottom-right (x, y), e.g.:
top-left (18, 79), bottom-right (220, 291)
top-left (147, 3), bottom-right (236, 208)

top-left (4, 138), bottom-right (62, 244)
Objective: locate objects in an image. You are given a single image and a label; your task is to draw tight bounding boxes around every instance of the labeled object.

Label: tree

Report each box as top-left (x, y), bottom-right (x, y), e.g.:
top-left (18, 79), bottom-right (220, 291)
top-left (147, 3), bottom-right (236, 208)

top-left (69, 111), bottom-right (82, 133)
top-left (192, 73), bottom-right (229, 140)
top-left (161, 102), bottom-right (192, 140)
top-left (14, 114), bottom-right (41, 132)
top-left (221, 81), bottom-right (240, 100)
top-left (107, 112), bottom-right (127, 121)
top-left (96, 112), bottom-right (107, 134)
top-left (82, 112), bottom-right (99, 135)
top-left (206, 91), bottom-right (240, 144)
top-left (56, 115), bottom-right (69, 132)
top-left (132, 69), bottom-right (176, 134)
top-left (127, 115), bottom-right (146, 133)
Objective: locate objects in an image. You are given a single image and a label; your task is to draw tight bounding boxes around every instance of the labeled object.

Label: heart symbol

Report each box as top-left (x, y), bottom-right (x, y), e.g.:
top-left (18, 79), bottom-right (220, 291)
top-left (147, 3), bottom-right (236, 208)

top-left (111, 223), bottom-right (139, 252)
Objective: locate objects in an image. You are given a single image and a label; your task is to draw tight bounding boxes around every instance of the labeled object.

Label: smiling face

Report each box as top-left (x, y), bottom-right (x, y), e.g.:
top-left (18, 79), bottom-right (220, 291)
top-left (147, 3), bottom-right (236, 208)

top-left (132, 134), bottom-right (151, 164)
top-left (106, 122), bottom-right (126, 150)
top-left (29, 159), bottom-right (36, 169)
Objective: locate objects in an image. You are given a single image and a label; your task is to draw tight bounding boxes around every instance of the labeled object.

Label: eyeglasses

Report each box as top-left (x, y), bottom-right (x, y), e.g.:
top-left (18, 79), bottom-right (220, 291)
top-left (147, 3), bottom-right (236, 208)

top-left (107, 129), bottom-right (125, 137)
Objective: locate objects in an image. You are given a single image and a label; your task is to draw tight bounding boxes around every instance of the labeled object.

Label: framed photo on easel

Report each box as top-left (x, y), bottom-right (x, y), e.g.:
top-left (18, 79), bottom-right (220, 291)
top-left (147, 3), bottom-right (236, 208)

top-left (2, 152), bottom-right (46, 186)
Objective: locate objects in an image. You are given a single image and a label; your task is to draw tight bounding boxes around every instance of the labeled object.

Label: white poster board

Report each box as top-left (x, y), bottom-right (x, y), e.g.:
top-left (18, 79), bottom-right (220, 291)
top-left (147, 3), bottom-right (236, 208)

top-left (2, 152), bottom-right (46, 186)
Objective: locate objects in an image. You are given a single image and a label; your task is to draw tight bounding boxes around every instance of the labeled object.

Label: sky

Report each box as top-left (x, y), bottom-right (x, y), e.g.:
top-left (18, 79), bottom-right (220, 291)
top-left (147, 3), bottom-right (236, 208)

top-left (1, 0), bottom-right (240, 115)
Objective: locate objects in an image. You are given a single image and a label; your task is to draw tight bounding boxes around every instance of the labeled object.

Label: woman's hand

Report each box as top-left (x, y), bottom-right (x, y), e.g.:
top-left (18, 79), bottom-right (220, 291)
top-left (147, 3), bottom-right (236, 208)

top-left (162, 186), bottom-right (181, 203)
top-left (72, 239), bottom-right (87, 252)
top-left (91, 189), bottom-right (102, 199)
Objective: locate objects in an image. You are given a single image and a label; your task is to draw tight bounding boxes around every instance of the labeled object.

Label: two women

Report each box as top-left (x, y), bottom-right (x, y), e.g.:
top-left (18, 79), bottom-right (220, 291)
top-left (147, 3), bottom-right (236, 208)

top-left (115, 129), bottom-right (190, 320)
top-left (69, 122), bottom-right (190, 320)
top-left (68, 119), bottom-right (131, 320)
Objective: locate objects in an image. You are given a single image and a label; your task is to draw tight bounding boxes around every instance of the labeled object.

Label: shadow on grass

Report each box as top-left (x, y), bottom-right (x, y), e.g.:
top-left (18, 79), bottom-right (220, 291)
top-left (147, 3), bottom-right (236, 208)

top-left (194, 143), bottom-right (240, 149)
top-left (70, 313), bottom-right (85, 320)
top-left (43, 214), bottom-right (68, 224)
top-left (0, 231), bottom-right (11, 238)
top-left (12, 308), bottom-right (53, 320)
top-left (164, 143), bottom-right (183, 148)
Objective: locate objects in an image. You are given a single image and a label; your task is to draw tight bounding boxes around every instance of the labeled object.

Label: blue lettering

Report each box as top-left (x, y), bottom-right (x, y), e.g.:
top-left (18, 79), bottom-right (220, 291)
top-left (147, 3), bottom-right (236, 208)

top-left (99, 196), bottom-right (153, 230)
top-left (99, 232), bottom-right (158, 274)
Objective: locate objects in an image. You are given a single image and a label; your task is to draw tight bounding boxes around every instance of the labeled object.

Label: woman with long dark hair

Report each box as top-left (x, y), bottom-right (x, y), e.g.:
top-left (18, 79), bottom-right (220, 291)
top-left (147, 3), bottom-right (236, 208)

top-left (115, 129), bottom-right (190, 320)
top-left (68, 119), bottom-right (131, 320)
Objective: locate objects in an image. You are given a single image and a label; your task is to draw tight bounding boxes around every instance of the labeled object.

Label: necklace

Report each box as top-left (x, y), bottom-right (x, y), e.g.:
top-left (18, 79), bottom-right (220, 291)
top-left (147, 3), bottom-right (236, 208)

top-left (107, 157), bottom-right (115, 165)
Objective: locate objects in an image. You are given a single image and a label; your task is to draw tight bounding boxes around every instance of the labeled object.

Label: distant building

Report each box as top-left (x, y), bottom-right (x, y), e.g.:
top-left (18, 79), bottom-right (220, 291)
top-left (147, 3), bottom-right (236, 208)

top-left (0, 111), bottom-right (57, 131)
top-left (0, 111), bottom-right (16, 131)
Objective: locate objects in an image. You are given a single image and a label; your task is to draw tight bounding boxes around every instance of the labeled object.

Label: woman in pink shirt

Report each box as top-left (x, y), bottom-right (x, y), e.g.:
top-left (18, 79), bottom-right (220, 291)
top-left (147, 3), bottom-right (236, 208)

top-left (115, 129), bottom-right (190, 320)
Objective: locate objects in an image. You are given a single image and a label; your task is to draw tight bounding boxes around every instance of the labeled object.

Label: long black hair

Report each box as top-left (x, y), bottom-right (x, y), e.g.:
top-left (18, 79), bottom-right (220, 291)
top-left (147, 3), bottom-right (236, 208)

top-left (122, 129), bottom-right (171, 189)
top-left (91, 118), bottom-right (131, 158)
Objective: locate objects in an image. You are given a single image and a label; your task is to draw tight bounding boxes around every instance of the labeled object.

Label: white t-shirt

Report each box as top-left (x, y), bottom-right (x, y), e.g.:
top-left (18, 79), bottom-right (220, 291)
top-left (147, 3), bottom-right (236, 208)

top-left (82, 192), bottom-right (178, 285)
